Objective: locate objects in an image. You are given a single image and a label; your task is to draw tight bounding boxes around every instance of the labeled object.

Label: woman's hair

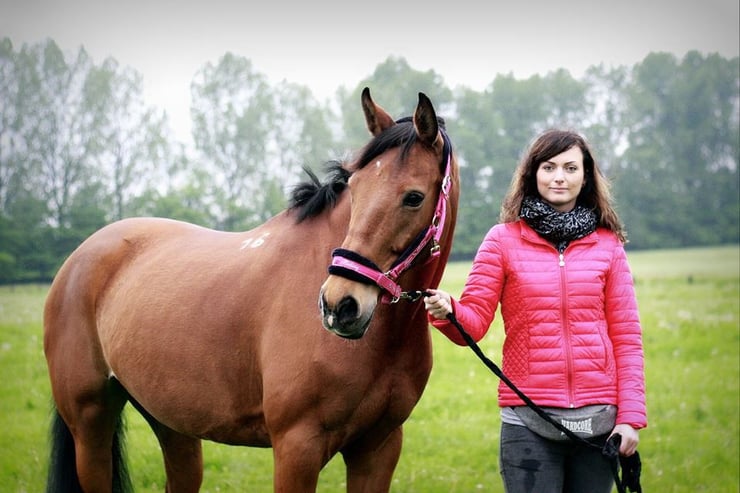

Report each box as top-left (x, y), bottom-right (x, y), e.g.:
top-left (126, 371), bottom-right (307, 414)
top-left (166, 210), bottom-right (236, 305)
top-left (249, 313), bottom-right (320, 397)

top-left (500, 128), bottom-right (627, 242)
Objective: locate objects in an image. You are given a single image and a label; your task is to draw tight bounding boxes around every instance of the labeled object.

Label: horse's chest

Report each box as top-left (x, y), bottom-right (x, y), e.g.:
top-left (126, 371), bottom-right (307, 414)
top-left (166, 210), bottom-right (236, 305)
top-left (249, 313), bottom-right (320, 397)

top-left (343, 372), bottom-right (424, 431)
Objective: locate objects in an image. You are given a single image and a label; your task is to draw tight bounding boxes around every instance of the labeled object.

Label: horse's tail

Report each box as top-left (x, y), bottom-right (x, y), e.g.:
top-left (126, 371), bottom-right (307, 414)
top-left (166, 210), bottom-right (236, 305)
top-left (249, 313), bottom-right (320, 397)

top-left (46, 407), bottom-right (132, 493)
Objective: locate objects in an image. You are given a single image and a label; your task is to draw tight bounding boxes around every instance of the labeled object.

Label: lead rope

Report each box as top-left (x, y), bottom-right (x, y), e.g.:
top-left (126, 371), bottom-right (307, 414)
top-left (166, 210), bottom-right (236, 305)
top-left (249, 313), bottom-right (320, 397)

top-left (407, 291), bottom-right (642, 493)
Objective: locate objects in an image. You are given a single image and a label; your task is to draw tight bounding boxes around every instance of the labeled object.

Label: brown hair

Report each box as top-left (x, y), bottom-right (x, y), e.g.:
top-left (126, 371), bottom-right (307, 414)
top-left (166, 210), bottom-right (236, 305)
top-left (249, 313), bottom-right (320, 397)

top-left (499, 129), bottom-right (627, 242)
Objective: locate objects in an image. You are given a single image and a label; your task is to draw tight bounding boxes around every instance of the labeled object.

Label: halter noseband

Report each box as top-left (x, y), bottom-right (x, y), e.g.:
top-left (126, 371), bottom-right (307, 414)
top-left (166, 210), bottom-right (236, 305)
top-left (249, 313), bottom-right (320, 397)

top-left (328, 131), bottom-right (452, 304)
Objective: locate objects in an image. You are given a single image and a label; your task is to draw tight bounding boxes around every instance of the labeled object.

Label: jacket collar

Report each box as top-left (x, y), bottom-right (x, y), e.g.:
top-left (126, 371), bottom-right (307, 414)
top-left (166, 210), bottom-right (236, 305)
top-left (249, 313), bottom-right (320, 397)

top-left (517, 220), bottom-right (599, 249)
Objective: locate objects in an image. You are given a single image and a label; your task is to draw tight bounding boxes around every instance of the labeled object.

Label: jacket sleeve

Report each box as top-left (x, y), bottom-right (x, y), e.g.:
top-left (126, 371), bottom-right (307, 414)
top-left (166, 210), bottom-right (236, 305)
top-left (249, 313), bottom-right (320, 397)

top-left (430, 225), bottom-right (506, 345)
top-left (606, 242), bottom-right (648, 429)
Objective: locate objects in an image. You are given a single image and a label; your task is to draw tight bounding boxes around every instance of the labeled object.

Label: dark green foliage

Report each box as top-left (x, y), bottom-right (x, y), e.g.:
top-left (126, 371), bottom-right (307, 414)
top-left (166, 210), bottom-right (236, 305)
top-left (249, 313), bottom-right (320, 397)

top-left (0, 37), bottom-right (737, 281)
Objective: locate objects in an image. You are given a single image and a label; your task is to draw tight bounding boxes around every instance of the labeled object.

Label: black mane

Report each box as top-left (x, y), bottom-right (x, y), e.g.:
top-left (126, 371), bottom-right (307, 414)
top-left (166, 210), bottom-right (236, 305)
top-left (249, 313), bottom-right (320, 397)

top-left (288, 117), bottom-right (447, 223)
top-left (289, 161), bottom-right (350, 222)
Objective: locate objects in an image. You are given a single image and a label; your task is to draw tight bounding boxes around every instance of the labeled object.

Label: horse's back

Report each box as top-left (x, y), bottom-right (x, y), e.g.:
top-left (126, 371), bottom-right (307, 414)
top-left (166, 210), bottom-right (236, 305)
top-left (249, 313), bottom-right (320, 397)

top-left (46, 215), bottom-right (280, 308)
top-left (45, 217), bottom-right (219, 334)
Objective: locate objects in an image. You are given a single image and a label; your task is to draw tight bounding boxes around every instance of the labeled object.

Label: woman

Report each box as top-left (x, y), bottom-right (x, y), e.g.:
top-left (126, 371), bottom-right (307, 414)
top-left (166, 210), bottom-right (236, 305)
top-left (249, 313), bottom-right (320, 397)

top-left (425, 129), bottom-right (646, 493)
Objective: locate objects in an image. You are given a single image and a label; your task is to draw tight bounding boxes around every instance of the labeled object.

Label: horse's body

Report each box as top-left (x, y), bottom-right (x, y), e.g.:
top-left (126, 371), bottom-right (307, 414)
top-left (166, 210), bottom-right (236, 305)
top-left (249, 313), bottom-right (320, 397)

top-left (44, 88), bottom-right (458, 492)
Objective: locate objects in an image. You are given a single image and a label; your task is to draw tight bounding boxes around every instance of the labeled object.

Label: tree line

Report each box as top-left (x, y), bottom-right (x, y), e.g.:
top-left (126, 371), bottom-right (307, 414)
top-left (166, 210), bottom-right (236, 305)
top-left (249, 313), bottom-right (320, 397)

top-left (0, 38), bottom-right (738, 283)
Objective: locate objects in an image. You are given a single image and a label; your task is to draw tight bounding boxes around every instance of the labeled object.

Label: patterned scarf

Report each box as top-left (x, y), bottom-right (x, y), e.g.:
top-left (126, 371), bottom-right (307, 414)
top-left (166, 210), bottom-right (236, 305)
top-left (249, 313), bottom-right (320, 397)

top-left (519, 196), bottom-right (598, 252)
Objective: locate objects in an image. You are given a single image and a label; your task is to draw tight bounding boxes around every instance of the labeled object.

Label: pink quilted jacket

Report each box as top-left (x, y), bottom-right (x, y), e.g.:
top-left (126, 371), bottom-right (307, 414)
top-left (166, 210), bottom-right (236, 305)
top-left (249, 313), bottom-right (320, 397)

top-left (431, 221), bottom-right (647, 429)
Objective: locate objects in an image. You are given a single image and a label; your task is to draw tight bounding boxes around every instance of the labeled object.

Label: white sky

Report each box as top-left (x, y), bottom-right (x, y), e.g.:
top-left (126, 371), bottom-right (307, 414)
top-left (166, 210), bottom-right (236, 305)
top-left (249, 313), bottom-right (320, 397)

top-left (2, 0), bottom-right (738, 142)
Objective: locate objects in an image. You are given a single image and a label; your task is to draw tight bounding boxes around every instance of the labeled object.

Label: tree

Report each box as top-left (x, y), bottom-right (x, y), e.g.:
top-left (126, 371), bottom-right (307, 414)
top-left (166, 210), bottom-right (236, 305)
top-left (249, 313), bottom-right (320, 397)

top-left (0, 38), bottom-right (178, 281)
top-left (91, 59), bottom-right (171, 220)
top-left (268, 81), bottom-right (338, 220)
top-left (582, 64), bottom-right (631, 173)
top-left (131, 165), bottom-right (218, 227)
top-left (339, 56), bottom-right (454, 148)
top-left (451, 85), bottom-right (501, 257)
top-left (17, 40), bottom-right (105, 229)
top-left (191, 54), bottom-right (339, 230)
top-left (0, 38), bottom-right (25, 214)
top-left (451, 70), bottom-right (591, 258)
top-left (1, 38), bottom-right (738, 283)
top-left (191, 53), bottom-right (278, 230)
top-left (616, 52), bottom-right (739, 248)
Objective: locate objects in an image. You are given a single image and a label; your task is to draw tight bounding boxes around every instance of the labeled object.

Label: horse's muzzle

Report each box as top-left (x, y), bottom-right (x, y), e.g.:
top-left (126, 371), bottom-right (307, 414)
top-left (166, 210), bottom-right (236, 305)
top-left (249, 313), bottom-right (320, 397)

top-left (318, 285), bottom-right (376, 339)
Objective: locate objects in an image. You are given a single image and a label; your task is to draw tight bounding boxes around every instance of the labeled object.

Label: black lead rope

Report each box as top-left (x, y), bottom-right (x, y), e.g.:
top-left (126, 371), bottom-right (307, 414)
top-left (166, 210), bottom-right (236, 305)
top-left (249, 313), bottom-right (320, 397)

top-left (446, 310), bottom-right (645, 493)
top-left (411, 291), bottom-right (642, 493)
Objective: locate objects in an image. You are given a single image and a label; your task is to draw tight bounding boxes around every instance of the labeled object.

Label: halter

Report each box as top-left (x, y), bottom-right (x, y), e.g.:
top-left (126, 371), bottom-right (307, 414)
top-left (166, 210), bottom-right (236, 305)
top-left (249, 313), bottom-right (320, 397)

top-left (328, 130), bottom-right (452, 304)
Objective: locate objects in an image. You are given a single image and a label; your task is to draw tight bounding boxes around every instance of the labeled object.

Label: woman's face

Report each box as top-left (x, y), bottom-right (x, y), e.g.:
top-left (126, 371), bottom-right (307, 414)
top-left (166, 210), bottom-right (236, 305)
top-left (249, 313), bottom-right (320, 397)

top-left (535, 145), bottom-right (586, 212)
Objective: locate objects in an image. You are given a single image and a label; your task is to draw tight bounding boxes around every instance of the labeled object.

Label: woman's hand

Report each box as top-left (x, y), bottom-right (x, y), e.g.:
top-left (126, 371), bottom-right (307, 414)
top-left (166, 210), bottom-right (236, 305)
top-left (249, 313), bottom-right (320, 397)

top-left (424, 289), bottom-right (453, 320)
top-left (610, 423), bottom-right (640, 456)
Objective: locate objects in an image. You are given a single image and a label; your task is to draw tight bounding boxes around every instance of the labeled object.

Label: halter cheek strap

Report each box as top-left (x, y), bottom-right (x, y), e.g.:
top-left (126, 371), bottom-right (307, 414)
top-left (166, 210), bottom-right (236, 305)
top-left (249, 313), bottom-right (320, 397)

top-left (328, 132), bottom-right (452, 303)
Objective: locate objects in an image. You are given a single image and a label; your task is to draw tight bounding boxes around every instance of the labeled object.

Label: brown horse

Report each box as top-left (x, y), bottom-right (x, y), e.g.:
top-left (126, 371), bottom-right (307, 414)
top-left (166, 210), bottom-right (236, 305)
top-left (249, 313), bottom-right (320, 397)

top-left (44, 87), bottom-right (459, 493)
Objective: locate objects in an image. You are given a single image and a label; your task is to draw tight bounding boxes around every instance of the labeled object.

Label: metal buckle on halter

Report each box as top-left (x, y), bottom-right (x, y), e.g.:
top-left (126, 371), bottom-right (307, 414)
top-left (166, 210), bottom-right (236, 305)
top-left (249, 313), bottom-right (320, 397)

top-left (429, 239), bottom-right (440, 256)
top-left (397, 290), bottom-right (426, 303)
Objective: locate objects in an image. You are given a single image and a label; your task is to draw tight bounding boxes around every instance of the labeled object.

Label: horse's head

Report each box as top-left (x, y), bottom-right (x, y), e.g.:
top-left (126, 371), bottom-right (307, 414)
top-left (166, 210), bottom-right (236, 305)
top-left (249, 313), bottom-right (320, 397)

top-left (319, 88), bottom-right (455, 339)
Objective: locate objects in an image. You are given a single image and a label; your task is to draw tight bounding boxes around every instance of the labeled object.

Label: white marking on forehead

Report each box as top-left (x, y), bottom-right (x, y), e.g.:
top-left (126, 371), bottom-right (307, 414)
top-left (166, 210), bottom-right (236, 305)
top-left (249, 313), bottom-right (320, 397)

top-left (375, 159), bottom-right (382, 169)
top-left (240, 232), bottom-right (270, 250)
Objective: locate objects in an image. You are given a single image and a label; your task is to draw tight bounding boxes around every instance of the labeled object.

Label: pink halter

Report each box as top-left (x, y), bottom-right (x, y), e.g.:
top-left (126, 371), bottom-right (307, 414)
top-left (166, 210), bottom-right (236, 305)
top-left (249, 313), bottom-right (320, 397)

top-left (328, 134), bottom-right (452, 303)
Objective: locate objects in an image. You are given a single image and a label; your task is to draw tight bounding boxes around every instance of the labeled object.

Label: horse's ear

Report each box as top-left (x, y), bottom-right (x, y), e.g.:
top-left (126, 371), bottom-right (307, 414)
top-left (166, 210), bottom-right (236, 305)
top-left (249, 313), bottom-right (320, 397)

top-left (414, 92), bottom-right (441, 149)
top-left (362, 87), bottom-right (395, 136)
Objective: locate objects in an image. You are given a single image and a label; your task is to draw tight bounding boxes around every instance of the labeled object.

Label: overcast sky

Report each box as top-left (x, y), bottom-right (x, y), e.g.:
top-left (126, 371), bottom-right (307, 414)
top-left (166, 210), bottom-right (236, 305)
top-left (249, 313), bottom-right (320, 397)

top-left (2, 0), bottom-right (738, 141)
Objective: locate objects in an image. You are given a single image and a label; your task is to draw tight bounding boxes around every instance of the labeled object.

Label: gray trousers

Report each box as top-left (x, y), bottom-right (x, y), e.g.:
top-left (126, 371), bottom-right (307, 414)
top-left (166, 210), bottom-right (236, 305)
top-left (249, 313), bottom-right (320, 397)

top-left (499, 423), bottom-right (616, 493)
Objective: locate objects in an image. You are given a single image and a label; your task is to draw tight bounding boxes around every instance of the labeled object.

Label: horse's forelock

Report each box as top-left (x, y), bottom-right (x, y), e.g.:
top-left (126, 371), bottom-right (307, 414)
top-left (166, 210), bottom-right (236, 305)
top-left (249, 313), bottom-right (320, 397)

top-left (358, 117), bottom-right (448, 171)
top-left (357, 120), bottom-right (416, 170)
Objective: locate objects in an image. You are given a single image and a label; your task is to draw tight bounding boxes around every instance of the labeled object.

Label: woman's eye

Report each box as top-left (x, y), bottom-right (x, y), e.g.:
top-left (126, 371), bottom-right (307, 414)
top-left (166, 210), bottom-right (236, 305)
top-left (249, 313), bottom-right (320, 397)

top-left (403, 191), bottom-right (425, 208)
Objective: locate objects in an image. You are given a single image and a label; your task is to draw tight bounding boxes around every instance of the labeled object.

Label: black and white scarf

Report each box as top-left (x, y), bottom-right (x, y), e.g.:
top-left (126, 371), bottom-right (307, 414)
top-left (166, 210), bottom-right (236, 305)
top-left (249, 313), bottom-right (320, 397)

top-left (520, 196), bottom-right (597, 252)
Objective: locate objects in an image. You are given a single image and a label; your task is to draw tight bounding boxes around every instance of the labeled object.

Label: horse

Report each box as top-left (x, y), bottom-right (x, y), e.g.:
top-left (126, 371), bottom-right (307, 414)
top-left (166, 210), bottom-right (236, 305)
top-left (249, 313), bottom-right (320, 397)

top-left (43, 87), bottom-right (459, 493)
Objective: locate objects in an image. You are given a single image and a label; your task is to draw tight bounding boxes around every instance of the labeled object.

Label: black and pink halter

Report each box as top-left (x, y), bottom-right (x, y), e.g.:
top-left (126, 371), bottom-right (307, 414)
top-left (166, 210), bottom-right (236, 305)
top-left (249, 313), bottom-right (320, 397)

top-left (328, 131), bottom-right (453, 304)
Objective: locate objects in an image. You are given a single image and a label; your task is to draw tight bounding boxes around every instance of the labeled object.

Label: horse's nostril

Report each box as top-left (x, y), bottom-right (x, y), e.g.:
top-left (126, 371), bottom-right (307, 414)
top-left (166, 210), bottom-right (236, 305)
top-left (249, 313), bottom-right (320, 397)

top-left (336, 296), bottom-right (359, 325)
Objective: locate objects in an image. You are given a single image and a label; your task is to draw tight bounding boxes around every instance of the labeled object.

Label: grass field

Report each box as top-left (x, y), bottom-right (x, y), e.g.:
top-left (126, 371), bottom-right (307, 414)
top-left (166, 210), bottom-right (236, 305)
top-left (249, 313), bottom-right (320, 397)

top-left (1, 245), bottom-right (738, 492)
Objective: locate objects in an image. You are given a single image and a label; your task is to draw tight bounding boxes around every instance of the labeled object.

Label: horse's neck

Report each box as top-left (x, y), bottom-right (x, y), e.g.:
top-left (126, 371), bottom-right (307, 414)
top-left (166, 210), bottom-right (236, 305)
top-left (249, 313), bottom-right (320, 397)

top-left (328, 191), bottom-right (352, 235)
top-left (377, 300), bottom-right (431, 347)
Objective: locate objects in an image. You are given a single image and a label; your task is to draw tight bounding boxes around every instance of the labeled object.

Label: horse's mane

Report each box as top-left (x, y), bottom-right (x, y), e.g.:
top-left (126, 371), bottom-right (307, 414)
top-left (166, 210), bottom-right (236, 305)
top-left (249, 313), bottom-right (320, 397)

top-left (289, 117), bottom-right (447, 223)
top-left (289, 161), bottom-right (351, 222)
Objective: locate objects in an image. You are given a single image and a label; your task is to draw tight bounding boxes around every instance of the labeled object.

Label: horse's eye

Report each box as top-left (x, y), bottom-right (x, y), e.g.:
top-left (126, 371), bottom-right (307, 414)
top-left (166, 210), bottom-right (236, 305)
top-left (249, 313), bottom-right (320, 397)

top-left (403, 191), bottom-right (425, 208)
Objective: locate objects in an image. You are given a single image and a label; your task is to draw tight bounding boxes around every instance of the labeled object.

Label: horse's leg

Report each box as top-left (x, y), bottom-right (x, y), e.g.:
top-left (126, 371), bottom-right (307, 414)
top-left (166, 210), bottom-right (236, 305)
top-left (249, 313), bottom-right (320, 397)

top-left (131, 401), bottom-right (203, 493)
top-left (45, 269), bottom-right (133, 492)
top-left (271, 428), bottom-right (325, 493)
top-left (342, 426), bottom-right (403, 493)
top-left (56, 382), bottom-right (130, 493)
top-left (150, 424), bottom-right (203, 493)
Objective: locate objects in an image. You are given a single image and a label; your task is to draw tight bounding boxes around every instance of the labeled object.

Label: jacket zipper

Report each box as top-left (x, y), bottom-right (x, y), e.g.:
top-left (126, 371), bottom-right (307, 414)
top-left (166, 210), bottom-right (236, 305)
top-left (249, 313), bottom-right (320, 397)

top-left (558, 245), bottom-right (576, 408)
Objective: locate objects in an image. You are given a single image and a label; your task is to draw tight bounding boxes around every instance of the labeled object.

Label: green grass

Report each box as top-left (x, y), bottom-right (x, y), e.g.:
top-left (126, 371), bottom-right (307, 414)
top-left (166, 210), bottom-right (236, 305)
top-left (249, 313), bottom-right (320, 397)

top-left (0, 245), bottom-right (738, 492)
